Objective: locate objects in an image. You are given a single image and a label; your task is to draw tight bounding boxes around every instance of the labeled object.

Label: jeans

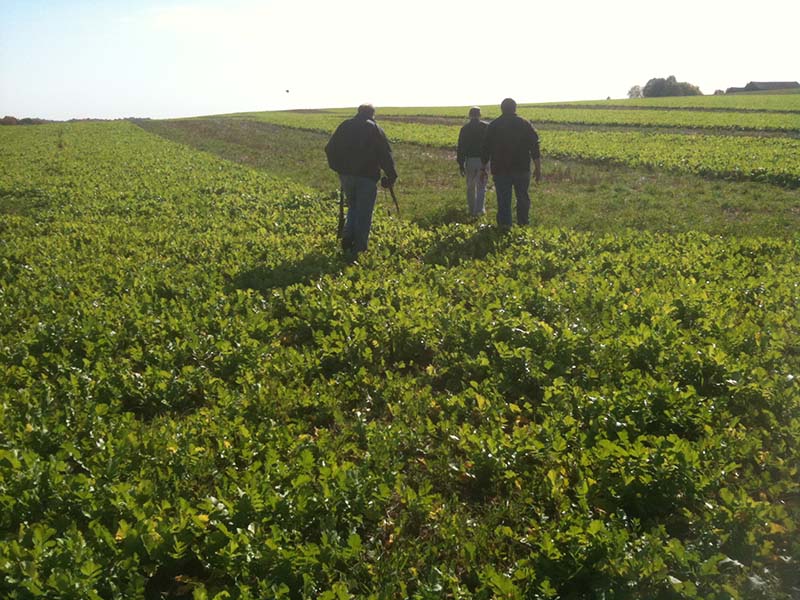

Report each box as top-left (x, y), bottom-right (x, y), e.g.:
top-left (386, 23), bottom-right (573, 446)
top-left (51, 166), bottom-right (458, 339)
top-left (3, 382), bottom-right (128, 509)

top-left (493, 171), bottom-right (531, 227)
top-left (464, 157), bottom-right (487, 216)
top-left (339, 174), bottom-right (378, 254)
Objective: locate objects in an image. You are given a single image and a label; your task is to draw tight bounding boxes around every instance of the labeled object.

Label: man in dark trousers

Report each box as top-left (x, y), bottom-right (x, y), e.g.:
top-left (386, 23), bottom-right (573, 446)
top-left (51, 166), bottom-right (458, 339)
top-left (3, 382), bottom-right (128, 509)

top-left (481, 98), bottom-right (541, 228)
top-left (456, 106), bottom-right (489, 217)
top-left (325, 104), bottom-right (398, 257)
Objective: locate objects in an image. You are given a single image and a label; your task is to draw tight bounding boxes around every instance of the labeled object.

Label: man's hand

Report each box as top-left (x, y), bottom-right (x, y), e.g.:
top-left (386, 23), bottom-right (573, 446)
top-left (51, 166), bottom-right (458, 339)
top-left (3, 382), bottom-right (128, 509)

top-left (459, 165), bottom-right (465, 177)
top-left (534, 169), bottom-right (542, 183)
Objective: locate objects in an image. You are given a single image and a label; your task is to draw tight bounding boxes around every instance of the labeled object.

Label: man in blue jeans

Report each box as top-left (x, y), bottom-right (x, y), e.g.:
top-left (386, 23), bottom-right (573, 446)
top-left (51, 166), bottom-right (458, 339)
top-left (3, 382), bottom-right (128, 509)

top-left (481, 98), bottom-right (541, 228)
top-left (325, 104), bottom-right (398, 257)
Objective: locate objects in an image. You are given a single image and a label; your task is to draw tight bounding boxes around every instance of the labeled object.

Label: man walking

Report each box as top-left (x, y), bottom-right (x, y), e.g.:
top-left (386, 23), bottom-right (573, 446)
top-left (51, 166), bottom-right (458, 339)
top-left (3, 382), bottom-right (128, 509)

top-left (456, 107), bottom-right (489, 217)
top-left (325, 104), bottom-right (398, 257)
top-left (481, 98), bottom-right (541, 228)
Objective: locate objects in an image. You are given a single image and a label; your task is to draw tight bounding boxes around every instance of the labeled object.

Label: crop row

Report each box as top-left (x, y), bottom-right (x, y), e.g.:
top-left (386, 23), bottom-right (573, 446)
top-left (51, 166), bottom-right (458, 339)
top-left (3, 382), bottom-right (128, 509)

top-left (541, 93), bottom-right (800, 112)
top-left (317, 106), bottom-right (800, 132)
top-left (2, 122), bottom-right (799, 598)
top-left (237, 111), bottom-right (800, 187)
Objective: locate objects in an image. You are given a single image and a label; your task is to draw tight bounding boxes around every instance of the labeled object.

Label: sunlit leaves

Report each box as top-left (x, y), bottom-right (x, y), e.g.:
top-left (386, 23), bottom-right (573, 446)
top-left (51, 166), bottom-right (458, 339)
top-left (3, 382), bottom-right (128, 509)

top-left (1, 121), bottom-right (798, 598)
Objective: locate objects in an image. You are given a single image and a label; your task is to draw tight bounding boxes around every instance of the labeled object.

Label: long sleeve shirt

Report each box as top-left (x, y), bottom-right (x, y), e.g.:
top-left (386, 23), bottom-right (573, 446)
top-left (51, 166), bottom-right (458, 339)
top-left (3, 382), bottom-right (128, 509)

top-left (456, 119), bottom-right (489, 168)
top-left (325, 114), bottom-right (397, 181)
top-left (481, 114), bottom-right (540, 176)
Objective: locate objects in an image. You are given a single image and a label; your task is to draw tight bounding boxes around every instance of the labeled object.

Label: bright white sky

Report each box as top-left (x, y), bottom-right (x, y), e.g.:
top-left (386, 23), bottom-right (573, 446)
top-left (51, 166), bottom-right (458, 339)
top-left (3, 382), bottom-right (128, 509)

top-left (1, 0), bottom-right (798, 120)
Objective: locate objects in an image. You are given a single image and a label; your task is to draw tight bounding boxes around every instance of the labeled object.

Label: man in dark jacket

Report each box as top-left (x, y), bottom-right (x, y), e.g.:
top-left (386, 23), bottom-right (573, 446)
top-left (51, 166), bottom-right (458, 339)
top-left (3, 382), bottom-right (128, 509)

top-left (481, 98), bottom-right (541, 228)
top-left (457, 107), bottom-right (489, 217)
top-left (325, 104), bottom-right (398, 256)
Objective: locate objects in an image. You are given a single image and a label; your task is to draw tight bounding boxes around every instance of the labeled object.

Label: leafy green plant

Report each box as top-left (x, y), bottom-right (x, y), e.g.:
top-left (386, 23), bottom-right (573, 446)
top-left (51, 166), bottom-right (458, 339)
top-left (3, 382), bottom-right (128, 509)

top-left (238, 111), bottom-right (800, 187)
top-left (1, 121), bottom-right (798, 598)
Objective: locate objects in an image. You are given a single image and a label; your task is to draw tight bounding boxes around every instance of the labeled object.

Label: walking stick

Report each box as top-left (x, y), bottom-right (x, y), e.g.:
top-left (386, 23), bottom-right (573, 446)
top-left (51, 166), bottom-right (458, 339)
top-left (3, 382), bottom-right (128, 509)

top-left (337, 187), bottom-right (344, 239)
top-left (388, 183), bottom-right (400, 217)
top-left (381, 176), bottom-right (400, 217)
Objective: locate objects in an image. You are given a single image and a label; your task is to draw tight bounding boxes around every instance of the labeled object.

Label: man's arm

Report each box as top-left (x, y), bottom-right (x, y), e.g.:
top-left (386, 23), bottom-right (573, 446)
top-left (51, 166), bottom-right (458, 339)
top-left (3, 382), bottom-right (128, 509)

top-left (374, 125), bottom-right (398, 183)
top-left (530, 125), bottom-right (542, 183)
top-left (456, 127), bottom-right (466, 175)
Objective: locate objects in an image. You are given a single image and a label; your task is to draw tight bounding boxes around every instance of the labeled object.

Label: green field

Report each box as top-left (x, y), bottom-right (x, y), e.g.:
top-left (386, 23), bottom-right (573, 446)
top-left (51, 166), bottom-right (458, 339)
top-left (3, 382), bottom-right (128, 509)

top-left (230, 111), bottom-right (800, 188)
top-left (537, 94), bottom-right (800, 112)
top-left (139, 117), bottom-right (800, 236)
top-left (2, 93), bottom-right (800, 599)
top-left (314, 106), bottom-right (800, 133)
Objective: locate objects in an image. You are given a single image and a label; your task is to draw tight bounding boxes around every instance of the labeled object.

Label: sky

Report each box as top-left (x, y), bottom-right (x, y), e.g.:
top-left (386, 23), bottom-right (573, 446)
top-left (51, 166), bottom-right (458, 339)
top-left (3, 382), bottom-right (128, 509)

top-left (1, 0), bottom-right (798, 120)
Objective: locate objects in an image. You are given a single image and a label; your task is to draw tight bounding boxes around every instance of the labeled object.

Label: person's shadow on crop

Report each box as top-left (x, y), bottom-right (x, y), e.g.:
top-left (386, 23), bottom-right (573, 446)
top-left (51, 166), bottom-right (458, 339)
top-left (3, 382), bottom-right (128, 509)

top-left (231, 252), bottom-right (345, 292)
top-left (423, 224), bottom-right (507, 266)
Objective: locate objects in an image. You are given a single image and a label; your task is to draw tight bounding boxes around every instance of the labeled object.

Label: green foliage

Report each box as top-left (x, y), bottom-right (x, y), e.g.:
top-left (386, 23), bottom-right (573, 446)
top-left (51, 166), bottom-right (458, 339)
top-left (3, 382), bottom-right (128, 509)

top-left (514, 108), bottom-right (800, 132)
top-left (316, 106), bottom-right (800, 133)
top-left (240, 111), bottom-right (800, 188)
top-left (545, 93), bottom-right (800, 111)
top-left (143, 117), bottom-right (800, 240)
top-left (249, 90), bottom-right (800, 114)
top-left (1, 121), bottom-right (799, 598)
top-left (643, 76), bottom-right (702, 98)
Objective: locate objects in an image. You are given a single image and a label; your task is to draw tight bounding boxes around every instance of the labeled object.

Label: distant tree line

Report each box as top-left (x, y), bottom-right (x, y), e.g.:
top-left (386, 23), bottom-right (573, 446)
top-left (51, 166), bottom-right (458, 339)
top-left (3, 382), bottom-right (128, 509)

top-left (2, 116), bottom-right (145, 125)
top-left (628, 76), bottom-right (702, 99)
top-left (1, 115), bottom-right (51, 125)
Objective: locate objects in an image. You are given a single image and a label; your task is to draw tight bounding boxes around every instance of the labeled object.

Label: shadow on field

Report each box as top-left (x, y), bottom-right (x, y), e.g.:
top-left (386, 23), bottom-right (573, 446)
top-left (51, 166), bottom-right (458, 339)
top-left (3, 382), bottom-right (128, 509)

top-left (414, 205), bottom-right (472, 229)
top-left (423, 225), bottom-right (506, 266)
top-left (232, 252), bottom-right (344, 292)
top-left (0, 187), bottom-right (53, 216)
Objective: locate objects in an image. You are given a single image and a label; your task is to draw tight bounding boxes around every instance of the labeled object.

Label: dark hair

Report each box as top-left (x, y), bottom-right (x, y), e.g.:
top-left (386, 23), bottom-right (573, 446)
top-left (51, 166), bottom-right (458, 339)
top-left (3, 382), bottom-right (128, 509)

top-left (357, 104), bottom-right (375, 117)
top-left (500, 98), bottom-right (517, 115)
top-left (468, 106), bottom-right (481, 118)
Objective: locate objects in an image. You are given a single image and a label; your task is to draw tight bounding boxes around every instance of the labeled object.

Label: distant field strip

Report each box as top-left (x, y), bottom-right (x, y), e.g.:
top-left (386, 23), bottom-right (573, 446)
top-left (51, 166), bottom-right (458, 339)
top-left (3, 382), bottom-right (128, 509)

top-left (316, 104), bottom-right (800, 132)
top-left (317, 94), bottom-right (800, 117)
top-left (538, 93), bottom-right (800, 112)
top-left (362, 107), bottom-right (800, 132)
top-left (237, 111), bottom-right (800, 187)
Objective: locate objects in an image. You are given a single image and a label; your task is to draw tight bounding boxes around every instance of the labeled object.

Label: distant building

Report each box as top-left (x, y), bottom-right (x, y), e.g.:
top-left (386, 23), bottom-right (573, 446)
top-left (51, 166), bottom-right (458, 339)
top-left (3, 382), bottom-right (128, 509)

top-left (726, 81), bottom-right (800, 94)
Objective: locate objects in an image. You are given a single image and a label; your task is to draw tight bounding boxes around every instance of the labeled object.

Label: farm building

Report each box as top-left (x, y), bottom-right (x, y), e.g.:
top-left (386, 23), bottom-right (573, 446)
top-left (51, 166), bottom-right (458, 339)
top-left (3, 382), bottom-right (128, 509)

top-left (726, 81), bottom-right (800, 93)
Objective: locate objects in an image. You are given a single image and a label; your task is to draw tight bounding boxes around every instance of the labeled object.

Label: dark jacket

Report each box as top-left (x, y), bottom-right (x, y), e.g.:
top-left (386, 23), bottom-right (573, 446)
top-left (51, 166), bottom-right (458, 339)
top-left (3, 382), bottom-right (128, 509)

top-left (481, 114), bottom-right (541, 176)
top-left (325, 114), bottom-right (397, 182)
top-left (456, 119), bottom-right (488, 167)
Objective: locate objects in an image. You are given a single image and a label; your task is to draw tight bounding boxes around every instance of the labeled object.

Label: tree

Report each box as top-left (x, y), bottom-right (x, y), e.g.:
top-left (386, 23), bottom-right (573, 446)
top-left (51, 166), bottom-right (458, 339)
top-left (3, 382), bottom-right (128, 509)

top-left (643, 77), bottom-right (668, 97)
top-left (642, 75), bottom-right (702, 97)
top-left (1, 115), bottom-right (48, 125)
top-left (628, 85), bottom-right (643, 99)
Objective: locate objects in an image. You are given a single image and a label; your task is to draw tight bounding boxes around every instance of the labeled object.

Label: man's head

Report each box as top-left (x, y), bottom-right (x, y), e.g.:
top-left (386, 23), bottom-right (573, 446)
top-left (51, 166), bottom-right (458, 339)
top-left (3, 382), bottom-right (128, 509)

top-left (357, 104), bottom-right (376, 119)
top-left (468, 106), bottom-right (481, 119)
top-left (500, 98), bottom-right (517, 115)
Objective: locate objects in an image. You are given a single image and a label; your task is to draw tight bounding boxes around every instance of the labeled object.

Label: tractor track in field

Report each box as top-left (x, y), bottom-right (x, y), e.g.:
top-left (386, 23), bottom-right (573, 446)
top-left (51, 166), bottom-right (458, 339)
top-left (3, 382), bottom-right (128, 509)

top-left (376, 115), bottom-right (800, 139)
